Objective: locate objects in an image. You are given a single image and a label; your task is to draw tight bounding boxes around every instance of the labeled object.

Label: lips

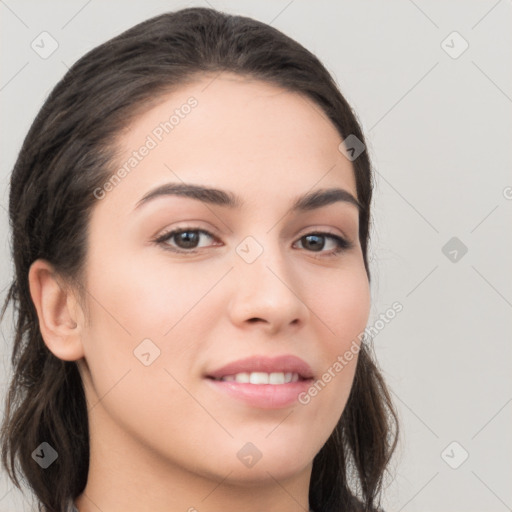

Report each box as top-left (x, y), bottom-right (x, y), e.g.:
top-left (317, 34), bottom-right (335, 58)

top-left (204, 355), bottom-right (315, 409)
top-left (205, 355), bottom-right (315, 381)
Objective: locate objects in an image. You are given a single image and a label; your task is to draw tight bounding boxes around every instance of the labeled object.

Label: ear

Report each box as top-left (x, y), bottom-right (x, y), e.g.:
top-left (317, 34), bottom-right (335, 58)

top-left (28, 259), bottom-right (85, 361)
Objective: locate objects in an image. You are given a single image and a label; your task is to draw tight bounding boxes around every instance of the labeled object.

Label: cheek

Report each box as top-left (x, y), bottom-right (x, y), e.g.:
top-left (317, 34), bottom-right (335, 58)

top-left (86, 248), bottom-right (223, 337)
top-left (307, 259), bottom-right (371, 348)
top-left (297, 259), bottom-right (369, 422)
top-left (80, 250), bottom-right (227, 385)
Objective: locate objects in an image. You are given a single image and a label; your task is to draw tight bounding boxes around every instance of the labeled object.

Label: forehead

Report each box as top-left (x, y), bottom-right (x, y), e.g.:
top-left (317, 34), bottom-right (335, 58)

top-left (98, 72), bottom-right (357, 216)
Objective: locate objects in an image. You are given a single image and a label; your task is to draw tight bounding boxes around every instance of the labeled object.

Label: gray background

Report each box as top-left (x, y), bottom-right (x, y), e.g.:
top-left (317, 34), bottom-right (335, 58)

top-left (1, 1), bottom-right (511, 510)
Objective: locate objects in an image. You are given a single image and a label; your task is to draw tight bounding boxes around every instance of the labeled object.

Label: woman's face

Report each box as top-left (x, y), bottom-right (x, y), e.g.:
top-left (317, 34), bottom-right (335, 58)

top-left (77, 72), bottom-right (370, 484)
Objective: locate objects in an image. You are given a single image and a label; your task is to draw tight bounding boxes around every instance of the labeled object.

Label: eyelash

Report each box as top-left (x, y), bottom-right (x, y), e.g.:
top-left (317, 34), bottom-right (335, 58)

top-left (153, 226), bottom-right (353, 258)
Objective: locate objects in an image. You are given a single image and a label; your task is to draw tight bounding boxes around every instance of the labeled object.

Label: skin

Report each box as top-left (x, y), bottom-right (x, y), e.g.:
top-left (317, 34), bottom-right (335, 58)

top-left (29, 72), bottom-right (370, 512)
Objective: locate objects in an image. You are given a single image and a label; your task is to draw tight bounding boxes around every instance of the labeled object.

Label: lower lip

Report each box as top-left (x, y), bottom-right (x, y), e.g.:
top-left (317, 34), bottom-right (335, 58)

top-left (205, 378), bottom-right (312, 409)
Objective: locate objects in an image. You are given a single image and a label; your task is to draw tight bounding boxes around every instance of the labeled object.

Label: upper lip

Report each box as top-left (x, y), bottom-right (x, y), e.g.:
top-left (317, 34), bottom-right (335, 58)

top-left (206, 355), bottom-right (314, 380)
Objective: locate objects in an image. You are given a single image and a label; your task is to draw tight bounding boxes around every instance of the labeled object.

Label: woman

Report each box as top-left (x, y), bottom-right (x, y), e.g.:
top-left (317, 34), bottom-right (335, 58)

top-left (1, 7), bottom-right (399, 512)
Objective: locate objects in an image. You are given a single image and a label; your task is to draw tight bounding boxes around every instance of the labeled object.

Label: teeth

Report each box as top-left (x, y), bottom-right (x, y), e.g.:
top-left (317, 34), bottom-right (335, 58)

top-left (269, 372), bottom-right (284, 384)
top-left (219, 372), bottom-right (300, 384)
top-left (235, 372), bottom-right (250, 383)
top-left (249, 372), bottom-right (268, 384)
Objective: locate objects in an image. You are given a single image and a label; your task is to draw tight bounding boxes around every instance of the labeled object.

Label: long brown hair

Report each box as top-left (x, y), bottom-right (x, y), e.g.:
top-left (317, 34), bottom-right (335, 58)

top-left (1, 7), bottom-right (399, 512)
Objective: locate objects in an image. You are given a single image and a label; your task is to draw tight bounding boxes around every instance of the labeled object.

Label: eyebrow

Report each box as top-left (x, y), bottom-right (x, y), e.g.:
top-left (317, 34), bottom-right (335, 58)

top-left (133, 182), bottom-right (363, 213)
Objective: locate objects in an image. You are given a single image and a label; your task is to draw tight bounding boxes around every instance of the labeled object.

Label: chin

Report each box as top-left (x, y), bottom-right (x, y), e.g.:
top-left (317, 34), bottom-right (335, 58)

top-left (203, 439), bottom-right (317, 486)
top-left (216, 457), bottom-right (313, 487)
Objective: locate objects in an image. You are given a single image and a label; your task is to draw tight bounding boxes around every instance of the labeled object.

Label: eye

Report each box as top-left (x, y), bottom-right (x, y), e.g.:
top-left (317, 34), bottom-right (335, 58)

top-left (155, 227), bottom-right (219, 253)
top-left (294, 232), bottom-right (352, 256)
top-left (154, 227), bottom-right (352, 256)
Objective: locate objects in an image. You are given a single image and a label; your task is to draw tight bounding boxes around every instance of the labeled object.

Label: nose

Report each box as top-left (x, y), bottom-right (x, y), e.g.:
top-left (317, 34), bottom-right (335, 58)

top-left (227, 241), bottom-right (310, 335)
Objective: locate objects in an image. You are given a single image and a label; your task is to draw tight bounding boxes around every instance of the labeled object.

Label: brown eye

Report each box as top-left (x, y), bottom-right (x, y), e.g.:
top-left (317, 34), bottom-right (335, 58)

top-left (300, 234), bottom-right (326, 252)
top-left (155, 228), bottom-right (218, 253)
top-left (295, 232), bottom-right (351, 255)
top-left (172, 231), bottom-right (201, 249)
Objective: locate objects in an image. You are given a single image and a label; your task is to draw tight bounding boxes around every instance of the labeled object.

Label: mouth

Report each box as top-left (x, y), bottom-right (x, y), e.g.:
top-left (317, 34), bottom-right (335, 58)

top-left (204, 355), bottom-right (314, 409)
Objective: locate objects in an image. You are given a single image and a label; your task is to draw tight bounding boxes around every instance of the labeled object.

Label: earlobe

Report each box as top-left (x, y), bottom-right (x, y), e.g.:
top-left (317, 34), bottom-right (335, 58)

top-left (28, 259), bottom-right (85, 361)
